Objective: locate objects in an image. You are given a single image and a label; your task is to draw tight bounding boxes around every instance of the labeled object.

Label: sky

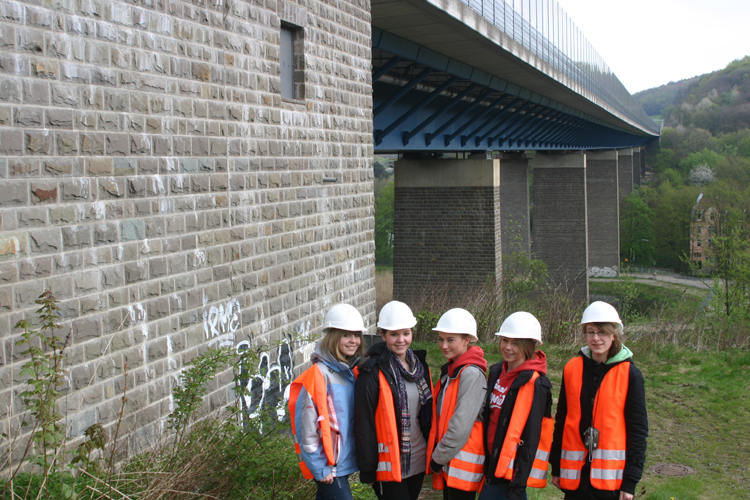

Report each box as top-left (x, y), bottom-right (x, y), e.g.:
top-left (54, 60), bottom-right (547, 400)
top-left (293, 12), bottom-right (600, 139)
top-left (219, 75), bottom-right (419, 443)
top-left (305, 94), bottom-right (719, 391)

top-left (557, 0), bottom-right (750, 93)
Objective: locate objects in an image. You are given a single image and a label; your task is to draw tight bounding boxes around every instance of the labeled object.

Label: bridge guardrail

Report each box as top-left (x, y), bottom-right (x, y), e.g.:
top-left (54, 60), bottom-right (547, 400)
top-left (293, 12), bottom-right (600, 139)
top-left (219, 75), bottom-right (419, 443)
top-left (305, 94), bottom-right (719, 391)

top-left (461, 0), bottom-right (659, 135)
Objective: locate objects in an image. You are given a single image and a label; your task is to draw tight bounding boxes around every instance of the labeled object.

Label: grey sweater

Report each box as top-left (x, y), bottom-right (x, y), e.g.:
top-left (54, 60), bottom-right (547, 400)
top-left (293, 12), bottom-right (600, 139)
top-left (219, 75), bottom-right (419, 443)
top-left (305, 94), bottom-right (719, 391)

top-left (432, 365), bottom-right (487, 465)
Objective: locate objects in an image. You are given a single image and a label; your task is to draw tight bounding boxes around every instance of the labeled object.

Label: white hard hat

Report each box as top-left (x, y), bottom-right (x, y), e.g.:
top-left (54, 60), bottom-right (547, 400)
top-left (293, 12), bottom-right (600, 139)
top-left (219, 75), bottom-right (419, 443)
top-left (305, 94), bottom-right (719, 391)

top-left (378, 301), bottom-right (417, 330)
top-left (580, 301), bottom-right (623, 333)
top-left (322, 304), bottom-right (365, 334)
top-left (433, 308), bottom-right (478, 342)
top-left (495, 311), bottom-right (543, 345)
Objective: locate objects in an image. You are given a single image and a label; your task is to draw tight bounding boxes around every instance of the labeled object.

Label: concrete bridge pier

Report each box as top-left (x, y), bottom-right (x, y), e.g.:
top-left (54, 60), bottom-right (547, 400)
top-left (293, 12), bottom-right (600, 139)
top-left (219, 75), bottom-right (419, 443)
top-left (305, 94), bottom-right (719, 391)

top-left (393, 159), bottom-right (502, 301)
top-left (617, 147), bottom-right (634, 200)
top-left (499, 153), bottom-right (531, 260)
top-left (531, 152), bottom-right (589, 302)
top-left (632, 146), bottom-right (643, 186)
top-left (586, 150), bottom-right (620, 277)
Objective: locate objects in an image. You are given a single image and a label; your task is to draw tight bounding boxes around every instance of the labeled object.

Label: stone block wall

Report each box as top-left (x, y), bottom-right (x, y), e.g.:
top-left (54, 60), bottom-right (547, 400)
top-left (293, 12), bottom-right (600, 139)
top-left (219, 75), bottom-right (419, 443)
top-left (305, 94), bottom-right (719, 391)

top-left (531, 152), bottom-right (589, 302)
top-left (617, 148), bottom-right (633, 201)
top-left (393, 159), bottom-right (501, 301)
top-left (586, 150), bottom-right (619, 277)
top-left (0, 0), bottom-right (375, 450)
top-left (499, 152), bottom-right (529, 258)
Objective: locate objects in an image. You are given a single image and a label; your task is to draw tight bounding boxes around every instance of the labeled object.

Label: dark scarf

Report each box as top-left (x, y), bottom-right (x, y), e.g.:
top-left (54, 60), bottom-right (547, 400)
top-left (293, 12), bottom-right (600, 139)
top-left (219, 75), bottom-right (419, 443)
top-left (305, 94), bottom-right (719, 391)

top-left (389, 349), bottom-right (431, 476)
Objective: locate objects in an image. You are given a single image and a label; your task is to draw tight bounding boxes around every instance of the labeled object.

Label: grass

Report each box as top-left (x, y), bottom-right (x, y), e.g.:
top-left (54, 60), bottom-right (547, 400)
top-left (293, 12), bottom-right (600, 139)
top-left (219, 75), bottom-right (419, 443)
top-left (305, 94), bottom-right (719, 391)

top-left (411, 341), bottom-right (750, 500)
top-left (589, 279), bottom-right (707, 316)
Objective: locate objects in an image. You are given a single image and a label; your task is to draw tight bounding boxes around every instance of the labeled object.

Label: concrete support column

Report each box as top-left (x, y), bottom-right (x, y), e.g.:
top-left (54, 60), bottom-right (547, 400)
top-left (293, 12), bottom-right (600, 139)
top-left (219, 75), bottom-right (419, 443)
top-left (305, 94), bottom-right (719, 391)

top-left (617, 148), bottom-right (634, 199)
top-left (393, 159), bottom-right (501, 301)
top-left (586, 150), bottom-right (620, 277)
top-left (531, 152), bottom-right (589, 302)
top-left (632, 146), bottom-right (642, 186)
top-left (499, 153), bottom-right (530, 258)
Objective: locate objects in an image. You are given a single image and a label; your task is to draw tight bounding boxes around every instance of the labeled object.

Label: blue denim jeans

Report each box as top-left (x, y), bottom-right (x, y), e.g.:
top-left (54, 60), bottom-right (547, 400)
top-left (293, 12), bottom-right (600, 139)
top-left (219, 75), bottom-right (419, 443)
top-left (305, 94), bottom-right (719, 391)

top-left (315, 475), bottom-right (353, 500)
top-left (478, 482), bottom-right (528, 500)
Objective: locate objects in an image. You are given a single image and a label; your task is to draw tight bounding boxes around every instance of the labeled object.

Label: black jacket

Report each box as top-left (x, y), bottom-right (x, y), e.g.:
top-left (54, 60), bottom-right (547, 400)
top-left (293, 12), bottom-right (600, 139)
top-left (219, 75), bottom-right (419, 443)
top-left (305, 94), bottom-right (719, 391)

top-left (354, 342), bottom-right (433, 483)
top-left (550, 351), bottom-right (648, 499)
top-left (482, 362), bottom-right (552, 491)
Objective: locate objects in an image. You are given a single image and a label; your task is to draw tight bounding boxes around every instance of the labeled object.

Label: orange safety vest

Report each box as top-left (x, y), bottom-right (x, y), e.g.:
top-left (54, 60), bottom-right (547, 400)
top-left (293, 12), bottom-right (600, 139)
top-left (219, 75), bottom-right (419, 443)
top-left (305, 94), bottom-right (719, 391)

top-left (428, 366), bottom-right (485, 492)
top-left (493, 371), bottom-right (553, 488)
top-left (288, 365), bottom-right (335, 480)
top-left (373, 370), bottom-right (404, 482)
top-left (559, 357), bottom-right (630, 491)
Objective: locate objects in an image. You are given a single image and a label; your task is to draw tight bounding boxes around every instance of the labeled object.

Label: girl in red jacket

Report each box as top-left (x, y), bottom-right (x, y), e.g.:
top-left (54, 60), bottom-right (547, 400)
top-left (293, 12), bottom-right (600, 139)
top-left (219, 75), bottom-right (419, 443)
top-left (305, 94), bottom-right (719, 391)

top-left (479, 312), bottom-right (553, 500)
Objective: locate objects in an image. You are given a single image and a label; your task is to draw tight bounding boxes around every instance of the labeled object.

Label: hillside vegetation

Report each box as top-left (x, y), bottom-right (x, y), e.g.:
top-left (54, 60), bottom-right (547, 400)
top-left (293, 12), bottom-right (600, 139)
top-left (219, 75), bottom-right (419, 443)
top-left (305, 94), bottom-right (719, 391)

top-left (621, 56), bottom-right (750, 336)
top-left (635, 56), bottom-right (750, 133)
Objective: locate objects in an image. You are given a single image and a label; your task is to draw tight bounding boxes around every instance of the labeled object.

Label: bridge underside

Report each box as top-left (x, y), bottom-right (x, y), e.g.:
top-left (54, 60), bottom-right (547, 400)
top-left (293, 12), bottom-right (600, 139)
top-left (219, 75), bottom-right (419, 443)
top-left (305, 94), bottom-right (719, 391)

top-left (373, 29), bottom-right (652, 153)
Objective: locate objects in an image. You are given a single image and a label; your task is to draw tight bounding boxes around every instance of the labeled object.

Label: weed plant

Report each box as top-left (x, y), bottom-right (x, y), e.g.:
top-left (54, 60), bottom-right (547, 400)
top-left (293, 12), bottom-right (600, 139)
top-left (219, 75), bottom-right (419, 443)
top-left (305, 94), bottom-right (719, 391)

top-left (0, 291), bottom-right (318, 500)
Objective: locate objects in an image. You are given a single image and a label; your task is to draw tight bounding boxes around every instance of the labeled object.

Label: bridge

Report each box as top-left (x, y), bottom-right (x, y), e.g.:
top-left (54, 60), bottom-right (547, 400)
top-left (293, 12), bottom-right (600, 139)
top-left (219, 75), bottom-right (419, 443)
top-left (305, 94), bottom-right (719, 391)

top-left (0, 0), bottom-right (656, 446)
top-left (371, 0), bottom-right (660, 301)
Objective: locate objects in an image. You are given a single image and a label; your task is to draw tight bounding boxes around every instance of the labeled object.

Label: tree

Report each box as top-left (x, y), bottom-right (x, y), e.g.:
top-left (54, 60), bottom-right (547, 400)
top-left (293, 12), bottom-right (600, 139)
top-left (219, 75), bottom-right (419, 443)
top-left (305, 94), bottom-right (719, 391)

top-left (707, 206), bottom-right (750, 318)
top-left (620, 192), bottom-right (654, 266)
top-left (374, 180), bottom-right (394, 265)
top-left (688, 164), bottom-right (715, 186)
top-left (651, 187), bottom-right (701, 272)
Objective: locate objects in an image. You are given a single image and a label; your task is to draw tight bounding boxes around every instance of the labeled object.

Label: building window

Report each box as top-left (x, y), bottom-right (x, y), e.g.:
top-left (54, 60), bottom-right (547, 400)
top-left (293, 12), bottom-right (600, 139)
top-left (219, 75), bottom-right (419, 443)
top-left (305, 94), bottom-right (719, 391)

top-left (280, 24), bottom-right (304, 100)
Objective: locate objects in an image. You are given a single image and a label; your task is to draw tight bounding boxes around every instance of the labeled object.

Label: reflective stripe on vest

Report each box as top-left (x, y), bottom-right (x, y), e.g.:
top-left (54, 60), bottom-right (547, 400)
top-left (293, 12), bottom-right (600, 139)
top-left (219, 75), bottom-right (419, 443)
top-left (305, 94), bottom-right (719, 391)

top-left (288, 365), bottom-right (334, 480)
top-left (427, 366), bottom-right (486, 492)
top-left (559, 356), bottom-right (630, 491)
top-left (493, 371), bottom-right (553, 488)
top-left (374, 370), bottom-right (403, 482)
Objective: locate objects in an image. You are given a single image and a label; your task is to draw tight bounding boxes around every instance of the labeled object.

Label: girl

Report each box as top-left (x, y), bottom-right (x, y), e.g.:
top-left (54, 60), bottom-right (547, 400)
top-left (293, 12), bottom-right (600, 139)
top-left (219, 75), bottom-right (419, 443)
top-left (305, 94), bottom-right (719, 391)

top-left (428, 308), bottom-right (488, 500)
top-left (289, 303), bottom-right (365, 500)
top-left (355, 301), bottom-right (433, 500)
top-left (479, 312), bottom-right (553, 500)
top-left (550, 301), bottom-right (648, 500)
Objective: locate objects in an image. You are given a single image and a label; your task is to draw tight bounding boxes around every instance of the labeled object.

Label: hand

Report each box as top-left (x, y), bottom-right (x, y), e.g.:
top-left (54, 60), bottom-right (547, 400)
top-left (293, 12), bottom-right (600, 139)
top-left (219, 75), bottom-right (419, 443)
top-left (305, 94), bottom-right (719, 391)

top-left (551, 476), bottom-right (561, 490)
top-left (320, 473), bottom-right (334, 484)
top-left (619, 492), bottom-right (634, 500)
top-left (430, 459), bottom-right (443, 473)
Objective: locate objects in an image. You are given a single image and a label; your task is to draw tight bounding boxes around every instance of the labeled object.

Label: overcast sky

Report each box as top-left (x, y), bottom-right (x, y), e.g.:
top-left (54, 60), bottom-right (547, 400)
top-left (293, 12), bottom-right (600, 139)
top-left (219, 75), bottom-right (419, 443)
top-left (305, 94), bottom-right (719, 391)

top-left (557, 0), bottom-right (750, 93)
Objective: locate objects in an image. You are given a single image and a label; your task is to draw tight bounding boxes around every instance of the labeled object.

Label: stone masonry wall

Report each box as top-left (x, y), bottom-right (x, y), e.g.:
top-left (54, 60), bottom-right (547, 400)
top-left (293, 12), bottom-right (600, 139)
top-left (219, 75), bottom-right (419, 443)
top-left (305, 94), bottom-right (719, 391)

top-left (586, 150), bottom-right (619, 276)
top-left (393, 159), bottom-right (501, 301)
top-left (531, 153), bottom-right (589, 302)
top-left (0, 0), bottom-right (375, 452)
top-left (499, 153), bottom-right (529, 258)
top-left (617, 148), bottom-right (633, 201)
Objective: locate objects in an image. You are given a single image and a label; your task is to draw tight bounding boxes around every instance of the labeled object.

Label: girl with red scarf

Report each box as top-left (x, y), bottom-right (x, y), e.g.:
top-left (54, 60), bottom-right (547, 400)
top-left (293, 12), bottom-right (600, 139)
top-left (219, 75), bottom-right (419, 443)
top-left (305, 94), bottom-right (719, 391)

top-left (479, 312), bottom-right (553, 500)
top-left (428, 308), bottom-right (488, 500)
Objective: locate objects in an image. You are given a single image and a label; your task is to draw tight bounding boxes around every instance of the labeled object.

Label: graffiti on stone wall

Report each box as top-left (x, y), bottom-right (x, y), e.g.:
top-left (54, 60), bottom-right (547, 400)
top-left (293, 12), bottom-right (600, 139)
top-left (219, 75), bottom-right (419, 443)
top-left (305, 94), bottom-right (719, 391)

top-left (236, 320), bottom-right (314, 422)
top-left (203, 298), bottom-right (241, 348)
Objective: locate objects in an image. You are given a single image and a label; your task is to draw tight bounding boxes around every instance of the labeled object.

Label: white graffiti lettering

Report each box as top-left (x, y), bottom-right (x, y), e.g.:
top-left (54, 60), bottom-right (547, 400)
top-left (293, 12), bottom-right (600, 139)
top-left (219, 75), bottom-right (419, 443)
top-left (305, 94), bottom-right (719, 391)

top-left (204, 298), bottom-right (241, 348)
top-left (236, 321), bottom-right (315, 424)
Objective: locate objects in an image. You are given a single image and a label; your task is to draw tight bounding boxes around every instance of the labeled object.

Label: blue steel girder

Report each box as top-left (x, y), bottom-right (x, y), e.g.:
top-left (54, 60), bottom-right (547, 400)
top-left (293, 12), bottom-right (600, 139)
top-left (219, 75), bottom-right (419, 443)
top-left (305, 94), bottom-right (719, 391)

top-left (496, 104), bottom-right (546, 145)
top-left (402, 83), bottom-right (478, 146)
top-left (508, 108), bottom-right (556, 147)
top-left (544, 116), bottom-right (586, 146)
top-left (519, 110), bottom-right (563, 146)
top-left (371, 27), bottom-right (655, 152)
top-left (375, 76), bottom-right (458, 146)
top-left (487, 102), bottom-right (539, 147)
top-left (444, 94), bottom-right (506, 146)
top-left (467, 97), bottom-right (525, 147)
top-left (373, 67), bottom-right (432, 117)
top-left (476, 100), bottom-right (533, 147)
top-left (460, 97), bottom-right (521, 147)
top-left (425, 88), bottom-right (496, 147)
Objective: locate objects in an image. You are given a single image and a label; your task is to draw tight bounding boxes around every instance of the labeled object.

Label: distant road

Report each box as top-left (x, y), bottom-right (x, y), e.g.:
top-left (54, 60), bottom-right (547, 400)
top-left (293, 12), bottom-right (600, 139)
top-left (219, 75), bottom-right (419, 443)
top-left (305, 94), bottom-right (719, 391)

top-left (591, 271), bottom-right (712, 290)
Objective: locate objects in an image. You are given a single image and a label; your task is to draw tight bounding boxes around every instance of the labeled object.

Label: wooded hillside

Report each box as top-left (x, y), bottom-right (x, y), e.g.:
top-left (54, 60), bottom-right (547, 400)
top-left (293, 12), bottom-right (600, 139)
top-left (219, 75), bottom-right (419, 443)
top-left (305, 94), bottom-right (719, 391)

top-left (635, 56), bottom-right (750, 134)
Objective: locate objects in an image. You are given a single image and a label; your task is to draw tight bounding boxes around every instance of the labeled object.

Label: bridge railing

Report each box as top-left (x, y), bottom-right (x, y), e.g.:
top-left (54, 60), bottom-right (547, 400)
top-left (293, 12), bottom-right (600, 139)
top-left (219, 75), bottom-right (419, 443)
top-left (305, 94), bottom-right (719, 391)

top-left (463, 0), bottom-right (658, 135)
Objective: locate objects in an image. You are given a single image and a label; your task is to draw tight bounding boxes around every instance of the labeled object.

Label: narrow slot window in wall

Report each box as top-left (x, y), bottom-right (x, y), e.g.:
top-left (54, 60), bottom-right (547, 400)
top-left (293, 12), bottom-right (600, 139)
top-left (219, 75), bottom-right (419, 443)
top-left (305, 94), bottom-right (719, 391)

top-left (280, 24), bottom-right (304, 100)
